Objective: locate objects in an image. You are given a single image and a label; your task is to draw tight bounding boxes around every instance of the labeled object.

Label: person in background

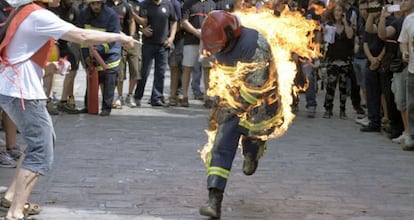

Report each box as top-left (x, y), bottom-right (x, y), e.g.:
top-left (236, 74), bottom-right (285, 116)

top-left (107, 0), bottom-right (139, 109)
top-left (360, 0), bottom-right (385, 132)
top-left (398, 0), bottom-right (414, 150)
top-left (377, 1), bottom-right (405, 139)
top-left (133, 0), bottom-right (177, 107)
top-left (78, 0), bottom-right (123, 116)
top-left (50, 0), bottom-right (82, 114)
top-left (322, 2), bottom-right (355, 119)
top-left (179, 0), bottom-right (215, 107)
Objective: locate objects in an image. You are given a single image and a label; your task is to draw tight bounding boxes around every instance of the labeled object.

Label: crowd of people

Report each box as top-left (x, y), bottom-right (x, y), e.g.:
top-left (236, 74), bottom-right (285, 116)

top-left (0, 0), bottom-right (414, 218)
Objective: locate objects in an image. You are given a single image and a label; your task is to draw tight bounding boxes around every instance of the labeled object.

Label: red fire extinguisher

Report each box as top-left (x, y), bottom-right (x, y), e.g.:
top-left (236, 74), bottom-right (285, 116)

top-left (87, 46), bottom-right (108, 115)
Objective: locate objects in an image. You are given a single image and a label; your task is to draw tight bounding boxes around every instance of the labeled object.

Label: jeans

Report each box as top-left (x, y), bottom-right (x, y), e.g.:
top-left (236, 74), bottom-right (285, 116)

top-left (301, 62), bottom-right (317, 107)
top-left (134, 43), bottom-right (169, 102)
top-left (365, 67), bottom-right (381, 128)
top-left (0, 95), bottom-right (55, 175)
top-left (191, 61), bottom-right (203, 94)
top-left (353, 57), bottom-right (367, 88)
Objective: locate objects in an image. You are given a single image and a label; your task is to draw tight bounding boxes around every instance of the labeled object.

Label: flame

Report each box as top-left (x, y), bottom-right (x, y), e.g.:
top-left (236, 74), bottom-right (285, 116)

top-left (199, 7), bottom-right (321, 163)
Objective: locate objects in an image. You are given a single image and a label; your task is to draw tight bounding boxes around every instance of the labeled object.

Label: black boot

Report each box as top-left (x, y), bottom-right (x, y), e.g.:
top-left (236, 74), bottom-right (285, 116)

top-left (199, 188), bottom-right (223, 219)
top-left (243, 153), bottom-right (258, 176)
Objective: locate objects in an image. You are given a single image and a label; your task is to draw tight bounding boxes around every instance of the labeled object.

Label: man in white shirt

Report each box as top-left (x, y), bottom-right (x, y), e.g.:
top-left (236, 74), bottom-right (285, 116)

top-left (0, 0), bottom-right (136, 219)
top-left (398, 0), bottom-right (414, 151)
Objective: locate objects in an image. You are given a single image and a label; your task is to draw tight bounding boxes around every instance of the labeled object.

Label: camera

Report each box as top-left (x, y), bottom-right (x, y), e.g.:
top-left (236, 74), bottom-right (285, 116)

top-left (387, 4), bottom-right (400, 12)
top-left (367, 6), bottom-right (382, 13)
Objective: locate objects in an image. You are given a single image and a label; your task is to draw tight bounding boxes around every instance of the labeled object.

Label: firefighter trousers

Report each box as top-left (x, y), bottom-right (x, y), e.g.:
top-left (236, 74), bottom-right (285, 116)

top-left (206, 116), bottom-right (266, 192)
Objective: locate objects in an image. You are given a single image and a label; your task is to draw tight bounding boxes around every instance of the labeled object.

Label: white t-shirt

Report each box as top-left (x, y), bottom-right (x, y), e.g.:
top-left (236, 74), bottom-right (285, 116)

top-left (0, 9), bottom-right (74, 100)
top-left (398, 12), bottom-right (414, 74)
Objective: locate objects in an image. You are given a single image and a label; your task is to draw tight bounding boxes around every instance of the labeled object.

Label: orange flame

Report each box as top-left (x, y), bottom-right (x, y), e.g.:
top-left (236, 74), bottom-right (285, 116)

top-left (199, 7), bottom-right (321, 163)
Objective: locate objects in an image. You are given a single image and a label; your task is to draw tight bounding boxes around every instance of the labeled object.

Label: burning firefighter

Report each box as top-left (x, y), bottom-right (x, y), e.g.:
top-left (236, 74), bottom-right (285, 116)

top-left (199, 10), bottom-right (282, 219)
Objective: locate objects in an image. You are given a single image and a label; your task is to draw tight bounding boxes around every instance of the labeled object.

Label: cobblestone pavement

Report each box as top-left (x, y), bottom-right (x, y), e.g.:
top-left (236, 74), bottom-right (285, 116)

top-left (0, 68), bottom-right (414, 220)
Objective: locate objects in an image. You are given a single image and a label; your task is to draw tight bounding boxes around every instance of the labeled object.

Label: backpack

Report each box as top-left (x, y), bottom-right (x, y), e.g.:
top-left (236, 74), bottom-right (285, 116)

top-left (0, 2), bottom-right (54, 68)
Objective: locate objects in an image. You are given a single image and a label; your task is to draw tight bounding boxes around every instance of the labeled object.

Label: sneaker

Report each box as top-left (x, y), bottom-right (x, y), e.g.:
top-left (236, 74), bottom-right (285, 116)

top-left (193, 91), bottom-right (204, 100)
top-left (392, 132), bottom-right (408, 144)
top-left (7, 147), bottom-right (22, 161)
top-left (0, 152), bottom-right (17, 168)
top-left (99, 110), bottom-right (111, 116)
top-left (169, 96), bottom-right (178, 106)
top-left (355, 116), bottom-right (370, 127)
top-left (403, 136), bottom-right (414, 151)
top-left (46, 101), bottom-right (59, 116)
top-left (0, 186), bottom-right (7, 194)
top-left (151, 100), bottom-right (169, 107)
top-left (57, 102), bottom-right (80, 114)
top-left (112, 96), bottom-right (122, 109)
top-left (125, 94), bottom-right (137, 108)
top-left (135, 99), bottom-right (141, 107)
top-left (67, 95), bottom-right (76, 108)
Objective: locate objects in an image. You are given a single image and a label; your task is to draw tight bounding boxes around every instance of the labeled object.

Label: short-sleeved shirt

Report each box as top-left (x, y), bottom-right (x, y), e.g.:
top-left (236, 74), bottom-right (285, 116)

top-left (215, 0), bottom-right (233, 12)
top-left (182, 0), bottom-right (215, 45)
top-left (398, 13), bottom-right (414, 73)
top-left (139, 0), bottom-right (177, 45)
top-left (0, 9), bottom-right (74, 100)
top-left (107, 0), bottom-right (134, 35)
top-left (364, 32), bottom-right (384, 58)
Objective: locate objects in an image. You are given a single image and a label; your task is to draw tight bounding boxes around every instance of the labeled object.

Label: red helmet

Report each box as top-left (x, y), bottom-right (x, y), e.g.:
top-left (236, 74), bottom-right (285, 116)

top-left (201, 10), bottom-right (242, 54)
